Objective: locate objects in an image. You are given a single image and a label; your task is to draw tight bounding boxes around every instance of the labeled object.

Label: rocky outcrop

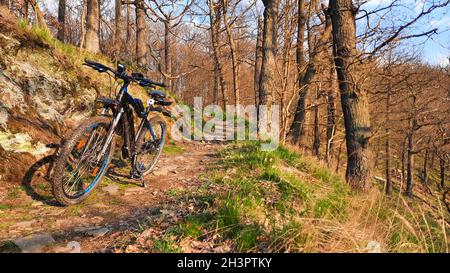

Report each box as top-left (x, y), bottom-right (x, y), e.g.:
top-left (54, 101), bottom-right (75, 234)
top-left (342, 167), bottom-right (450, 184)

top-left (0, 11), bottom-right (100, 184)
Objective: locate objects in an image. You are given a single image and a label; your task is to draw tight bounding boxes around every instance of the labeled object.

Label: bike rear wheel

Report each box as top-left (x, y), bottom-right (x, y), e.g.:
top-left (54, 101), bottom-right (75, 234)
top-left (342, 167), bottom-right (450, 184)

top-left (52, 116), bottom-right (115, 206)
top-left (134, 116), bottom-right (166, 176)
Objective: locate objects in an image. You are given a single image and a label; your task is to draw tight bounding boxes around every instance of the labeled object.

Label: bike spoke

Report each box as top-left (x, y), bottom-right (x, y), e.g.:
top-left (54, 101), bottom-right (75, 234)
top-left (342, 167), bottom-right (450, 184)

top-left (62, 125), bottom-right (110, 198)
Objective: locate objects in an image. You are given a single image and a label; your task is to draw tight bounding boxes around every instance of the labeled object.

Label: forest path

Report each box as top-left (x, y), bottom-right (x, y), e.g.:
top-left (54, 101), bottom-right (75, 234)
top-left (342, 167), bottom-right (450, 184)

top-left (0, 141), bottom-right (223, 253)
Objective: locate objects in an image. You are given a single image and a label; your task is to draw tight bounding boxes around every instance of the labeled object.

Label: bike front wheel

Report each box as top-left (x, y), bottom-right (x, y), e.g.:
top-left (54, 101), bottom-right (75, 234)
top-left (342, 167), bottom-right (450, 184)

top-left (52, 116), bottom-right (116, 206)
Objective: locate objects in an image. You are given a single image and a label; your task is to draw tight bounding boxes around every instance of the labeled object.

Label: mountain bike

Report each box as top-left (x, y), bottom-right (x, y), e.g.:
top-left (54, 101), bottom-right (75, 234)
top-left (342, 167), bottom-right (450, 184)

top-left (51, 60), bottom-right (172, 206)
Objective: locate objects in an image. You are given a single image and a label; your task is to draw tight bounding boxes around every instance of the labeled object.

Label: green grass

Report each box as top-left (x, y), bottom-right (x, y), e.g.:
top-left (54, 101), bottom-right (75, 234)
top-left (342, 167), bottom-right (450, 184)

top-left (163, 143), bottom-right (185, 155)
top-left (173, 141), bottom-right (448, 252)
top-left (150, 236), bottom-right (181, 253)
top-left (0, 204), bottom-right (13, 210)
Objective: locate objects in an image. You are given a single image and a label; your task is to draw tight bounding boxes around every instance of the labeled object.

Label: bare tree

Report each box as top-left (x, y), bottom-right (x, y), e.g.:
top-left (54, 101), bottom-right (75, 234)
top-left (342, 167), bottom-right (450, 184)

top-left (254, 15), bottom-right (263, 107)
top-left (79, 0), bottom-right (87, 49)
top-left (114, 0), bottom-right (125, 60)
top-left (135, 0), bottom-right (148, 67)
top-left (289, 2), bottom-right (332, 145)
top-left (208, 0), bottom-right (228, 109)
top-left (85, 0), bottom-right (101, 53)
top-left (329, 0), bottom-right (372, 190)
top-left (57, 0), bottom-right (66, 42)
top-left (259, 0), bottom-right (279, 108)
top-left (0, 0), bottom-right (9, 9)
top-left (145, 0), bottom-right (193, 92)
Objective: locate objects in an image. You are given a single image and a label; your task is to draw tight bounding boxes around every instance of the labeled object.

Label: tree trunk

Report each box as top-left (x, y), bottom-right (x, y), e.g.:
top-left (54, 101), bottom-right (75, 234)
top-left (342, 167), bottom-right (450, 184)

top-left (401, 137), bottom-right (406, 186)
top-left (329, 0), bottom-right (372, 190)
top-left (406, 129), bottom-right (414, 197)
top-left (135, 0), bottom-right (148, 67)
top-left (57, 0), bottom-right (66, 42)
top-left (312, 89), bottom-right (320, 156)
top-left (325, 66), bottom-right (336, 163)
top-left (79, 0), bottom-right (87, 49)
top-left (0, 0), bottom-right (9, 9)
top-left (254, 16), bottom-right (263, 107)
top-left (289, 0), bottom-right (306, 144)
top-left (385, 85), bottom-right (391, 195)
top-left (24, 0), bottom-right (29, 21)
top-left (296, 0), bottom-right (306, 70)
top-left (440, 157), bottom-right (445, 189)
top-left (208, 0), bottom-right (228, 110)
top-left (29, 0), bottom-right (49, 32)
top-left (289, 7), bottom-right (332, 145)
top-left (164, 20), bottom-right (172, 92)
top-left (85, 0), bottom-right (100, 54)
top-left (126, 2), bottom-right (132, 57)
top-left (259, 0), bottom-right (279, 108)
top-left (335, 140), bottom-right (344, 173)
top-left (422, 149), bottom-right (428, 185)
top-left (114, 0), bottom-right (124, 60)
top-left (222, 1), bottom-right (240, 107)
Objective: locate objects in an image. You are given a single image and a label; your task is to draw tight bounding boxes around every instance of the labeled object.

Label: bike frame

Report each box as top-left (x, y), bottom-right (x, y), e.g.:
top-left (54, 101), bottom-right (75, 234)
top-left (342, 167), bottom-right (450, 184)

top-left (97, 79), bottom-right (159, 177)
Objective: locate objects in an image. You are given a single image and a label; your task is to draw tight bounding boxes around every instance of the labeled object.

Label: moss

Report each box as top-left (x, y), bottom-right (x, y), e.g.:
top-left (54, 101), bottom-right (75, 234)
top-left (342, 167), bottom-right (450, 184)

top-left (0, 241), bottom-right (21, 253)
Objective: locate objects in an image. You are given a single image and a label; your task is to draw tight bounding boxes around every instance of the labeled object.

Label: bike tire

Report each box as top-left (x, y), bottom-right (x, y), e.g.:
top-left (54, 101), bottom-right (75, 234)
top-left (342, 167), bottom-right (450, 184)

top-left (135, 115), bottom-right (167, 176)
top-left (51, 116), bottom-right (116, 206)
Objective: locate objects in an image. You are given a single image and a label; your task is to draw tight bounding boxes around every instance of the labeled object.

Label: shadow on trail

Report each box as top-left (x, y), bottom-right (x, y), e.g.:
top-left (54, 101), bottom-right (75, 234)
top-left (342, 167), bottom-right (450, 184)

top-left (21, 143), bottom-right (61, 207)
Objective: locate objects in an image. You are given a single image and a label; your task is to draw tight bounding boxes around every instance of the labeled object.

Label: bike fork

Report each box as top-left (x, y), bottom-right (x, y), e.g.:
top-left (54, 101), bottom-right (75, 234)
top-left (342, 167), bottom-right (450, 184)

top-left (95, 109), bottom-right (123, 162)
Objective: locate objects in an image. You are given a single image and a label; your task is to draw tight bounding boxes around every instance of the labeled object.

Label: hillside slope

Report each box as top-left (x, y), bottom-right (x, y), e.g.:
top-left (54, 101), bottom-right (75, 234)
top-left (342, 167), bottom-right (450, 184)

top-left (0, 9), bottom-right (103, 185)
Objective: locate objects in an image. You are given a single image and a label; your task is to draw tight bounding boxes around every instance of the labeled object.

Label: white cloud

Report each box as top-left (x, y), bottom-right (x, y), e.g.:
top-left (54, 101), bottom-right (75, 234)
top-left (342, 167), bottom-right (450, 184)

top-left (436, 52), bottom-right (450, 67)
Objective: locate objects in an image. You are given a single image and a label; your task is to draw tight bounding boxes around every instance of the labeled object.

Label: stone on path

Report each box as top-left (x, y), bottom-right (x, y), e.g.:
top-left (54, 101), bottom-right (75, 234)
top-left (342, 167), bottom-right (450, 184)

top-left (102, 184), bottom-right (119, 195)
top-left (74, 226), bottom-right (110, 237)
top-left (13, 233), bottom-right (55, 253)
top-left (365, 240), bottom-right (382, 253)
top-left (52, 241), bottom-right (81, 253)
top-left (86, 227), bottom-right (109, 237)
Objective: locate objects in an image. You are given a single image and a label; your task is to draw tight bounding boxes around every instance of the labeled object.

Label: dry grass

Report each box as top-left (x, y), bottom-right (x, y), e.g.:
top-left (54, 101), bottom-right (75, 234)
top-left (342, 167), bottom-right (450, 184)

top-left (179, 141), bottom-right (450, 253)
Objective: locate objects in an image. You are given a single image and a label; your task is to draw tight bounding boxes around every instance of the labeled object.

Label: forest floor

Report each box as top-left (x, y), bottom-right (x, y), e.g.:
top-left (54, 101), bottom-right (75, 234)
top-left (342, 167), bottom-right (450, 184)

top-left (0, 141), bottom-right (225, 253)
top-left (1, 140), bottom-right (448, 253)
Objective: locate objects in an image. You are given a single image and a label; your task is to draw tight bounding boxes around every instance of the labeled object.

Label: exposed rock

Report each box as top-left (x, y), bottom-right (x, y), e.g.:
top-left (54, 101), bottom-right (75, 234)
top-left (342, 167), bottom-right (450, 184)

top-left (0, 33), bottom-right (20, 56)
top-left (365, 240), bottom-right (382, 253)
top-left (66, 241), bottom-right (81, 253)
top-left (0, 18), bottom-right (99, 184)
top-left (0, 130), bottom-right (50, 157)
top-left (52, 241), bottom-right (81, 253)
top-left (85, 227), bottom-right (109, 237)
top-left (74, 226), bottom-right (110, 237)
top-left (102, 184), bottom-right (119, 195)
top-left (13, 233), bottom-right (55, 253)
top-left (31, 201), bottom-right (44, 207)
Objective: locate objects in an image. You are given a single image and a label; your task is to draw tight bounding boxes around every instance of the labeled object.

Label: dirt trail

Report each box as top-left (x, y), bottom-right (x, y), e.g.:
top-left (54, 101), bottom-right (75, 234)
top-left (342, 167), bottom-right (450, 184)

top-left (0, 141), bottom-right (223, 253)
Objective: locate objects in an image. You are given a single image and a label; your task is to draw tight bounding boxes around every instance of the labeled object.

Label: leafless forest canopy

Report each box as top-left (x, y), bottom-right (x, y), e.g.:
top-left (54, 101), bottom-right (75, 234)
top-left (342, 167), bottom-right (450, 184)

top-left (1, 0), bottom-right (449, 200)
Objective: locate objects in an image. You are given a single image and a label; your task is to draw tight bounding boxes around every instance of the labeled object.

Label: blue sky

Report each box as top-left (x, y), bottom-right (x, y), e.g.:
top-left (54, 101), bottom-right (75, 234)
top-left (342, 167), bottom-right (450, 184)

top-left (361, 0), bottom-right (449, 66)
top-left (41, 0), bottom-right (449, 66)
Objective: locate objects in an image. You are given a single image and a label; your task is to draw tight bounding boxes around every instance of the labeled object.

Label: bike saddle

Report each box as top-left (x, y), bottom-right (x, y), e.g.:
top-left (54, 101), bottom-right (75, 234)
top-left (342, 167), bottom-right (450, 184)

top-left (148, 90), bottom-right (166, 99)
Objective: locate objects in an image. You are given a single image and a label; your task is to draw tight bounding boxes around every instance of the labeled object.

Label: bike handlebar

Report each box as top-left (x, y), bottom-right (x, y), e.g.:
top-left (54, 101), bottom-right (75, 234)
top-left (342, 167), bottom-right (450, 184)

top-left (83, 59), bottom-right (166, 88)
